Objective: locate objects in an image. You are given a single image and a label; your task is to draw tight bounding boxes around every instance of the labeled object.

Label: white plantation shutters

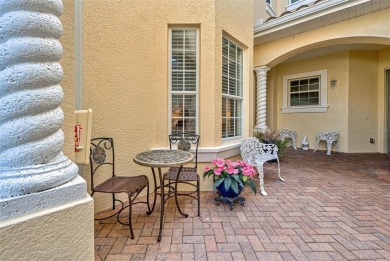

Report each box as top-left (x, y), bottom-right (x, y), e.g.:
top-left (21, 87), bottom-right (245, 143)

top-left (222, 38), bottom-right (243, 139)
top-left (170, 29), bottom-right (198, 134)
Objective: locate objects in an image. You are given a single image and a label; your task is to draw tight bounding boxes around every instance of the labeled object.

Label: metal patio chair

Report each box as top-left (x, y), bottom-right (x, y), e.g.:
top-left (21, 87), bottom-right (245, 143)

top-left (163, 133), bottom-right (200, 217)
top-left (90, 137), bottom-right (150, 239)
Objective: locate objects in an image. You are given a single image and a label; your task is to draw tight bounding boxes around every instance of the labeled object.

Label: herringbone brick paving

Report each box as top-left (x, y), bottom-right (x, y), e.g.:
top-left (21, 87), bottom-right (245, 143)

top-left (95, 149), bottom-right (390, 260)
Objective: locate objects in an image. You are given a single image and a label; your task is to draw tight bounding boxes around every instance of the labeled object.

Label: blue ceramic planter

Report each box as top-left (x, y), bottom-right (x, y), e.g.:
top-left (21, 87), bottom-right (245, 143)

top-left (216, 183), bottom-right (244, 198)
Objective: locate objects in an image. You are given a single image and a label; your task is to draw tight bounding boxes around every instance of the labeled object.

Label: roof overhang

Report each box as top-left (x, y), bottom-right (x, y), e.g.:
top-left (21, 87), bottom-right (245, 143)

top-left (254, 0), bottom-right (389, 45)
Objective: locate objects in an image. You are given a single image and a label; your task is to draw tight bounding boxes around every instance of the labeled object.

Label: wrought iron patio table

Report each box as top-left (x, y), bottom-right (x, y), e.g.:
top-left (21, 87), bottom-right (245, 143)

top-left (133, 149), bottom-right (194, 241)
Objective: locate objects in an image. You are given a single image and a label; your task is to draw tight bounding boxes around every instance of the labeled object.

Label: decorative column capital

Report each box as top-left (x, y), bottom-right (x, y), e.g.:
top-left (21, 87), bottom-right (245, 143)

top-left (254, 66), bottom-right (270, 74)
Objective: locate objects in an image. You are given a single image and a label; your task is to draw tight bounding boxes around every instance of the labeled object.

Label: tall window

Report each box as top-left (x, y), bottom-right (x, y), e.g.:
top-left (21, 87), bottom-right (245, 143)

top-left (222, 38), bottom-right (243, 139)
top-left (170, 29), bottom-right (198, 134)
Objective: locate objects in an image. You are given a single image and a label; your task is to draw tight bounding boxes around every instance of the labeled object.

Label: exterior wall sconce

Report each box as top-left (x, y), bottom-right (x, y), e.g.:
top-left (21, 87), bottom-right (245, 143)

top-left (330, 78), bottom-right (337, 88)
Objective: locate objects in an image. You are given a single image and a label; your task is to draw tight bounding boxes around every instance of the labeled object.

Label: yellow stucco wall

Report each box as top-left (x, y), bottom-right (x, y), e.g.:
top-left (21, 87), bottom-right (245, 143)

top-left (61, 0), bottom-right (76, 161)
top-left (0, 197), bottom-right (94, 261)
top-left (378, 47), bottom-right (390, 153)
top-left (348, 51), bottom-right (378, 152)
top-left (254, 0), bottom-right (269, 25)
top-left (81, 0), bottom-right (253, 212)
top-left (274, 52), bottom-right (349, 152)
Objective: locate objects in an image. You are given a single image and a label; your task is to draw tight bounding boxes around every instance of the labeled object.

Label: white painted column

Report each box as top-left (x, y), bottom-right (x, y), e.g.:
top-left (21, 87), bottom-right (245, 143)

top-left (0, 1), bottom-right (94, 260)
top-left (254, 66), bottom-right (270, 132)
top-left (0, 0), bottom-right (78, 199)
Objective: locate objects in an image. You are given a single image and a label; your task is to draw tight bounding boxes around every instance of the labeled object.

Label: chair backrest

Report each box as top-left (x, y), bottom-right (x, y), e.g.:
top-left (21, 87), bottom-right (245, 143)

top-left (240, 137), bottom-right (264, 166)
top-left (90, 137), bottom-right (115, 193)
top-left (169, 133), bottom-right (200, 169)
top-left (241, 137), bottom-right (280, 166)
top-left (279, 128), bottom-right (296, 139)
top-left (317, 130), bottom-right (339, 141)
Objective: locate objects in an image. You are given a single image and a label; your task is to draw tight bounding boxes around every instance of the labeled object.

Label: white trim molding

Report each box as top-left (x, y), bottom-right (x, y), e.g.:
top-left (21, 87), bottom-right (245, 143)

top-left (282, 69), bottom-right (328, 113)
top-left (266, 3), bottom-right (276, 17)
top-left (254, 0), bottom-right (374, 45)
top-left (197, 143), bottom-right (241, 162)
top-left (287, 0), bottom-right (316, 11)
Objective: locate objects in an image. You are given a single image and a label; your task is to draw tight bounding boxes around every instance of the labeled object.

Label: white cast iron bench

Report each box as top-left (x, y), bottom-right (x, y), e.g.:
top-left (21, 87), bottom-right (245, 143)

top-left (314, 130), bottom-right (339, 155)
top-left (240, 137), bottom-right (285, 196)
top-left (279, 128), bottom-right (297, 150)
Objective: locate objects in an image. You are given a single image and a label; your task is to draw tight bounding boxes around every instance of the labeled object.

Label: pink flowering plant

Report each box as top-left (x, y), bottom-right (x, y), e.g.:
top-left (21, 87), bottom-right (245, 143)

top-left (203, 159), bottom-right (257, 194)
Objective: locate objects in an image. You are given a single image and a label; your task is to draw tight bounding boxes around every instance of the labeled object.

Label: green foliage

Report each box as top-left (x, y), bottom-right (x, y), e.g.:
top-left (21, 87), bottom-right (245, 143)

top-left (203, 159), bottom-right (257, 194)
top-left (254, 130), bottom-right (288, 155)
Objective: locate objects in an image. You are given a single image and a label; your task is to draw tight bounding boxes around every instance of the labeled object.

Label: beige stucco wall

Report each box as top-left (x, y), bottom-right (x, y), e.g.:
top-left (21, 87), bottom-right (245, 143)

top-left (0, 197), bottom-right (94, 261)
top-left (274, 52), bottom-right (349, 152)
top-left (61, 0), bottom-right (76, 160)
top-left (377, 47), bottom-right (390, 153)
top-left (348, 51), bottom-right (378, 152)
top-left (254, 0), bottom-right (268, 25)
top-left (81, 0), bottom-right (254, 212)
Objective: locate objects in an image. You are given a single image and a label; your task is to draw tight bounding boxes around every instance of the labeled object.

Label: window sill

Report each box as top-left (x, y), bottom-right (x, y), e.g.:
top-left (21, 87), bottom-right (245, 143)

top-left (282, 105), bottom-right (328, 113)
top-left (151, 143), bottom-right (241, 162)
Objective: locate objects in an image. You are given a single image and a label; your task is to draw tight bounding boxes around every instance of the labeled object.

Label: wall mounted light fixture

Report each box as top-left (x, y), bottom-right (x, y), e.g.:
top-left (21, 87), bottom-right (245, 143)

top-left (330, 78), bottom-right (337, 88)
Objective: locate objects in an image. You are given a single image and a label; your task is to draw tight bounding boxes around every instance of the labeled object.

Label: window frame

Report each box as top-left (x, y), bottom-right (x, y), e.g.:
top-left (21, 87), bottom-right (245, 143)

top-left (266, 1), bottom-right (276, 17)
top-left (287, 0), bottom-right (316, 11)
top-left (222, 36), bottom-right (244, 140)
top-left (282, 69), bottom-right (328, 113)
top-left (168, 27), bottom-right (199, 135)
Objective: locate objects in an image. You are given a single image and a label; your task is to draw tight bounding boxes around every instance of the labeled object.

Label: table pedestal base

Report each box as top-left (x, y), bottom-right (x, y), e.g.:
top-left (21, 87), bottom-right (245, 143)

top-left (214, 196), bottom-right (245, 210)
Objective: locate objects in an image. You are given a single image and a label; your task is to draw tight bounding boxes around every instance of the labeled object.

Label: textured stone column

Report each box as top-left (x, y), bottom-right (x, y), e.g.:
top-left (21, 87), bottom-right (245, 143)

top-left (0, 0), bottom-right (78, 198)
top-left (254, 66), bottom-right (270, 132)
top-left (0, 2), bottom-right (93, 260)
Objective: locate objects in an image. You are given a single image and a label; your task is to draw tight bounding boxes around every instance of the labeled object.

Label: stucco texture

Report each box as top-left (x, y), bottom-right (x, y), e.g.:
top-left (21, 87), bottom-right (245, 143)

top-left (377, 47), bottom-right (390, 152)
top-left (81, 0), bottom-right (254, 211)
top-left (60, 0), bottom-right (76, 160)
top-left (0, 197), bottom-right (94, 261)
top-left (348, 51), bottom-right (378, 152)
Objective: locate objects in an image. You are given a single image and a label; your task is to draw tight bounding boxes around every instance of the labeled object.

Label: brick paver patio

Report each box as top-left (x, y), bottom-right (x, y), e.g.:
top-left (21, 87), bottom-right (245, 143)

top-left (95, 149), bottom-right (390, 260)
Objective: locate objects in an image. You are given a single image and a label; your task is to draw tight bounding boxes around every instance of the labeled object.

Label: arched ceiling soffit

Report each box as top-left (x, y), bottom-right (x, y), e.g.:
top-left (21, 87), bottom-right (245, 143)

top-left (265, 36), bottom-right (390, 68)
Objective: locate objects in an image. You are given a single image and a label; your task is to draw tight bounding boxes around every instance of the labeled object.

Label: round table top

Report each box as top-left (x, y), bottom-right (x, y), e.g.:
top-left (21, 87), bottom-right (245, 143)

top-left (133, 149), bottom-right (194, 168)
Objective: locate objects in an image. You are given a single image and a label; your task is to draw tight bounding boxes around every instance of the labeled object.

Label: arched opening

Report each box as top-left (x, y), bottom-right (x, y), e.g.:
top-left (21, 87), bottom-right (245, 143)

top-left (257, 37), bottom-right (390, 153)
